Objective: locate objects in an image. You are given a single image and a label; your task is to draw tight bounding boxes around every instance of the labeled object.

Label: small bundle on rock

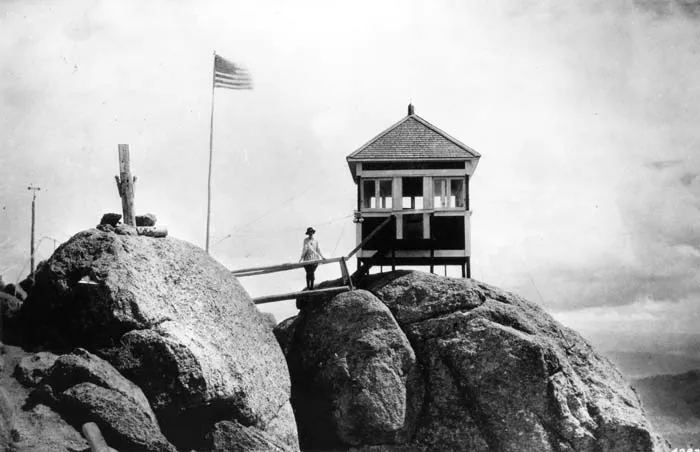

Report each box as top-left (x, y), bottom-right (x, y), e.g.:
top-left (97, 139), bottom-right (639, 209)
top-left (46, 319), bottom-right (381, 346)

top-left (99, 213), bottom-right (122, 227)
top-left (135, 213), bottom-right (157, 227)
top-left (97, 212), bottom-right (168, 238)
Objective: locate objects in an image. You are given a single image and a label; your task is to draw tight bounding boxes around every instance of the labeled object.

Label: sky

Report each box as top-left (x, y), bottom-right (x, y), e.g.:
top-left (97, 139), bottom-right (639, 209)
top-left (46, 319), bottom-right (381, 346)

top-left (1, 0), bottom-right (699, 359)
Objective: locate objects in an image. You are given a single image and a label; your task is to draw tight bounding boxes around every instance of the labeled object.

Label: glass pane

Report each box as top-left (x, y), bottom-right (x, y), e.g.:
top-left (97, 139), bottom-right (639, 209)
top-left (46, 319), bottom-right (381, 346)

top-left (379, 180), bottom-right (392, 209)
top-left (363, 180), bottom-right (376, 209)
top-left (451, 179), bottom-right (465, 208)
top-left (434, 179), bottom-right (446, 208)
top-left (402, 177), bottom-right (423, 210)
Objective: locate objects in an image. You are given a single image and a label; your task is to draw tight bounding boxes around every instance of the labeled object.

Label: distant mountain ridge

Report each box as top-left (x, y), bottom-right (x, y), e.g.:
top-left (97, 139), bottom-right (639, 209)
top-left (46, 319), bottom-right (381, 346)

top-left (605, 351), bottom-right (700, 379)
top-left (634, 369), bottom-right (700, 448)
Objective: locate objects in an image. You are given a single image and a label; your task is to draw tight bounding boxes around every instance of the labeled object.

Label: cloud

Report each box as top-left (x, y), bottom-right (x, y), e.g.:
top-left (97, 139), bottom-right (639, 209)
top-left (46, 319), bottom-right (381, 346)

top-left (633, 0), bottom-right (700, 18)
top-left (1, 0), bottom-right (700, 348)
top-left (648, 160), bottom-right (683, 170)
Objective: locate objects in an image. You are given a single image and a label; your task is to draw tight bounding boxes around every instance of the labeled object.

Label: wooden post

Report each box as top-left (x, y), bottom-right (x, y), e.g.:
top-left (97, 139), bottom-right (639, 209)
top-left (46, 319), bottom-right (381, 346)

top-left (339, 257), bottom-right (353, 290)
top-left (115, 144), bottom-right (136, 226)
top-left (465, 175), bottom-right (470, 211)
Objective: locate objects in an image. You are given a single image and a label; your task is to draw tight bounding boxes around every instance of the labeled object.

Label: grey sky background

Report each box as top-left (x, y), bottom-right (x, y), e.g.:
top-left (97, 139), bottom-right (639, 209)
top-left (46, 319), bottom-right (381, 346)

top-left (1, 0), bottom-right (699, 355)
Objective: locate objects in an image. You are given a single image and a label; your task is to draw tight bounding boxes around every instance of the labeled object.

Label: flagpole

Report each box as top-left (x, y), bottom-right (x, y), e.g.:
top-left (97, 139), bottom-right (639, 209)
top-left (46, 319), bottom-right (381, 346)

top-left (205, 51), bottom-right (216, 253)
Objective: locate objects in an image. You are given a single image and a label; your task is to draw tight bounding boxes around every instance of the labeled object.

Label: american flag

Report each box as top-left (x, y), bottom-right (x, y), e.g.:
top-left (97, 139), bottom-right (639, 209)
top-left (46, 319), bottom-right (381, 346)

top-left (213, 54), bottom-right (253, 90)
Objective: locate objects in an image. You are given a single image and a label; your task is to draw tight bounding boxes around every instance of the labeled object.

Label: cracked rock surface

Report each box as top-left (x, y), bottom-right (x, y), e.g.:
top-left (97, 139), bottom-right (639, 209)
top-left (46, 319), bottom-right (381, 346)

top-left (19, 228), bottom-right (299, 451)
top-left (276, 271), bottom-right (669, 452)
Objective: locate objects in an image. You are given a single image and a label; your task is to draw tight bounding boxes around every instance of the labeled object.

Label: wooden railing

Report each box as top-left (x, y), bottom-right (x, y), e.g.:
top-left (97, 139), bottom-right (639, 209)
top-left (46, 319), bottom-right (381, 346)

top-left (232, 257), bottom-right (342, 277)
top-left (230, 215), bottom-right (396, 304)
top-left (232, 257), bottom-right (354, 304)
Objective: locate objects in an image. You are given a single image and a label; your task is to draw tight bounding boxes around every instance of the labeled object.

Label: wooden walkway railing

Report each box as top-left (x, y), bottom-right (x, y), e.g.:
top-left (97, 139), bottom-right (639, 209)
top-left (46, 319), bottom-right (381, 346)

top-left (231, 215), bottom-right (395, 304)
top-left (232, 257), bottom-right (354, 304)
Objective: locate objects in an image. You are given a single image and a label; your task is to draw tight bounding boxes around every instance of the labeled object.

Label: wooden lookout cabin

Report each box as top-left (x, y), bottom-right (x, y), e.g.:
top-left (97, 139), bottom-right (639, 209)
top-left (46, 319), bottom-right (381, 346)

top-left (347, 104), bottom-right (481, 277)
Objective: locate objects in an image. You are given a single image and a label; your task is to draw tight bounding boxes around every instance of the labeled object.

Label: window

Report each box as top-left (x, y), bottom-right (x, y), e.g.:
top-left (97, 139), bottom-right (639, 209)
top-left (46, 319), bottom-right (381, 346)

top-left (363, 179), bottom-right (392, 209)
top-left (379, 180), bottom-right (392, 209)
top-left (434, 178), bottom-right (465, 208)
top-left (402, 177), bottom-right (423, 210)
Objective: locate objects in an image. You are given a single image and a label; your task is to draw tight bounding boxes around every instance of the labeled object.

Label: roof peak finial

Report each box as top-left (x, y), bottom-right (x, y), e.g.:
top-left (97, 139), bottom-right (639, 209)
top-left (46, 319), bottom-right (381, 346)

top-left (408, 102), bottom-right (415, 116)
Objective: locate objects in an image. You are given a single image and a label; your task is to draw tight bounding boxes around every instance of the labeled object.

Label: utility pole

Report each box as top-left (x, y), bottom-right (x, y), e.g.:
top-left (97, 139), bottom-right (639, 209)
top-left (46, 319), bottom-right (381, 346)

top-left (27, 184), bottom-right (41, 280)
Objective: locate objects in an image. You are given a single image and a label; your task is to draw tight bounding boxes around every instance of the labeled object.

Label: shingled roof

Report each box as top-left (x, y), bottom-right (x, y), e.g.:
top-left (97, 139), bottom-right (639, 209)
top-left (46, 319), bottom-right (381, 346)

top-left (347, 108), bottom-right (480, 162)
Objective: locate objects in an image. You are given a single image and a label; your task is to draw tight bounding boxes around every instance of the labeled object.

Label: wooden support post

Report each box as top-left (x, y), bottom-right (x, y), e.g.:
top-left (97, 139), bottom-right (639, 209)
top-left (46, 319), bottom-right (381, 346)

top-left (115, 144), bottom-right (136, 226)
top-left (339, 257), bottom-right (353, 290)
top-left (466, 257), bottom-right (471, 279)
top-left (465, 175), bottom-right (470, 211)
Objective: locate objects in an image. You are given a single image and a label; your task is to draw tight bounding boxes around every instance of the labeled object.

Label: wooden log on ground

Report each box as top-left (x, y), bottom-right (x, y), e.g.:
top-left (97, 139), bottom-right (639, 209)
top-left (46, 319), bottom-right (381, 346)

top-left (136, 226), bottom-right (168, 237)
top-left (82, 422), bottom-right (117, 452)
top-left (253, 286), bottom-right (350, 304)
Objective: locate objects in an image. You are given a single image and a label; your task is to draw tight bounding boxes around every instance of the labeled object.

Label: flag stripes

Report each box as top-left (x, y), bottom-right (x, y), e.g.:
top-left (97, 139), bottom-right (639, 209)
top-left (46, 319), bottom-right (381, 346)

top-left (213, 54), bottom-right (253, 90)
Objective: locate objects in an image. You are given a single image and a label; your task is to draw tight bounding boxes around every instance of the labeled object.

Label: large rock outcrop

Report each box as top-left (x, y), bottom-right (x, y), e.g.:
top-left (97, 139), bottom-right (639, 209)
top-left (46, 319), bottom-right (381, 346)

top-left (27, 348), bottom-right (175, 452)
top-left (277, 290), bottom-right (422, 448)
top-left (0, 343), bottom-right (89, 452)
top-left (20, 228), bottom-right (299, 451)
top-left (276, 271), bottom-right (669, 452)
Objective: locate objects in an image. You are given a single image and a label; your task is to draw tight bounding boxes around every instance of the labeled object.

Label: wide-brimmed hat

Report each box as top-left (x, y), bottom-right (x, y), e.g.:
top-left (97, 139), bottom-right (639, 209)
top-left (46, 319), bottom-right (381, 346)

top-left (305, 227), bottom-right (316, 235)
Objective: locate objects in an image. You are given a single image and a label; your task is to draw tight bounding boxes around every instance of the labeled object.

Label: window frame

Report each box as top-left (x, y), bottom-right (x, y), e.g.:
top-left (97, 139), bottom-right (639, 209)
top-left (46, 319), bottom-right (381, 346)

top-left (362, 178), bottom-right (393, 210)
top-left (433, 177), bottom-right (466, 210)
top-left (401, 176), bottom-right (424, 210)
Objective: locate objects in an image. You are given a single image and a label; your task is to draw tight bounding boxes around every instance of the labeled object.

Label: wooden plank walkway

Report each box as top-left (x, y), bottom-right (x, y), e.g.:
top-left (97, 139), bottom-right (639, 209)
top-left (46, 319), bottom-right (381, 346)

top-left (253, 286), bottom-right (351, 304)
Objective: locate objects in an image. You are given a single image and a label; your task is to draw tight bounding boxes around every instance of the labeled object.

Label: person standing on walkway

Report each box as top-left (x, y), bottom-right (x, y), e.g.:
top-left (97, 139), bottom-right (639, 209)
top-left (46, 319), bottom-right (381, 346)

top-left (299, 227), bottom-right (325, 290)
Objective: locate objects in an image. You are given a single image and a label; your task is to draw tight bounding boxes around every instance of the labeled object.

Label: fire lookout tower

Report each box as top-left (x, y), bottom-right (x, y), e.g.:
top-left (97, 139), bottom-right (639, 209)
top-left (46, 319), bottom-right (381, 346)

top-left (347, 104), bottom-right (481, 278)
